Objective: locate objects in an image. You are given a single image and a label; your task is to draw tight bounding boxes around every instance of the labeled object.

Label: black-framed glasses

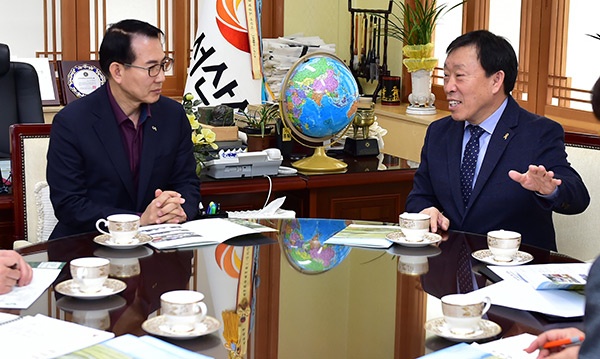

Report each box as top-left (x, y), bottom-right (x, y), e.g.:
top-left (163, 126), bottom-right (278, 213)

top-left (123, 57), bottom-right (174, 77)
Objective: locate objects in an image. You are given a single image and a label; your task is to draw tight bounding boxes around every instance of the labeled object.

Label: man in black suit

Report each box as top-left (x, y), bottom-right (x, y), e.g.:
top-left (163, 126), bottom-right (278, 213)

top-left (405, 30), bottom-right (589, 251)
top-left (47, 19), bottom-right (200, 238)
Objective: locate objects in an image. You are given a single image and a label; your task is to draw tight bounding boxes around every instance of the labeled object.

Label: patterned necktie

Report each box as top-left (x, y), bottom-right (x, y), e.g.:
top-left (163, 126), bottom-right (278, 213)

top-left (460, 125), bottom-right (485, 207)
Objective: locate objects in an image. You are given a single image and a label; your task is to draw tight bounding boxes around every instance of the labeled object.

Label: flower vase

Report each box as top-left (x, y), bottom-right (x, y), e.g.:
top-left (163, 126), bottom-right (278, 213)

top-left (406, 69), bottom-right (436, 115)
top-left (402, 43), bottom-right (437, 115)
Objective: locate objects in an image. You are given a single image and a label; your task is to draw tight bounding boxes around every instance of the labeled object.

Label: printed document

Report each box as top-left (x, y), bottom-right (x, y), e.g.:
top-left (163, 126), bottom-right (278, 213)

top-left (0, 261), bottom-right (65, 309)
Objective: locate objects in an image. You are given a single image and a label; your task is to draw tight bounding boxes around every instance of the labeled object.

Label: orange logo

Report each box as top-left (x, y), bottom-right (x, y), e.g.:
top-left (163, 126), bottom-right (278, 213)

top-left (215, 244), bottom-right (242, 278)
top-left (215, 0), bottom-right (251, 53)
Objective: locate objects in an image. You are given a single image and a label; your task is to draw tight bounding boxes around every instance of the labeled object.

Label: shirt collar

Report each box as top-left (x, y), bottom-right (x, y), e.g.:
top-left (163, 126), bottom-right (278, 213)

top-left (106, 82), bottom-right (152, 125)
top-left (464, 98), bottom-right (509, 135)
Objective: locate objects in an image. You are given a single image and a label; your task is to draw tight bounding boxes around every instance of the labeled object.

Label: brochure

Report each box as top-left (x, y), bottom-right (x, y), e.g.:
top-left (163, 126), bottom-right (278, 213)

top-left (489, 263), bottom-right (591, 290)
top-left (323, 223), bottom-right (396, 248)
top-left (139, 218), bottom-right (277, 250)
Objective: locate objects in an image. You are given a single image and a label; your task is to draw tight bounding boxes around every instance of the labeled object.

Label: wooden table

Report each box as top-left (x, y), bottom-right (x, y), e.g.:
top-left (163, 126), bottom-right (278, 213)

top-left (2, 154), bottom-right (416, 249)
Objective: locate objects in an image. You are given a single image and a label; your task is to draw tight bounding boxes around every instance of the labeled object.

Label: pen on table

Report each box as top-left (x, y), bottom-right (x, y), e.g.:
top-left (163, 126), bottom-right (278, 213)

top-left (542, 335), bottom-right (584, 349)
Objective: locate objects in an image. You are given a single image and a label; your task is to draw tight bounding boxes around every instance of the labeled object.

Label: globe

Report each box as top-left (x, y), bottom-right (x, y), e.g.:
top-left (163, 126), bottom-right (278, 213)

top-left (279, 52), bottom-right (360, 171)
top-left (279, 218), bottom-right (352, 274)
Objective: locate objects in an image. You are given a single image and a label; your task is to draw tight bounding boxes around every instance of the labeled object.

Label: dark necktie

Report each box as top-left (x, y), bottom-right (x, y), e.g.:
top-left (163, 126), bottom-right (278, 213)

top-left (460, 125), bottom-right (485, 207)
top-left (457, 240), bottom-right (475, 293)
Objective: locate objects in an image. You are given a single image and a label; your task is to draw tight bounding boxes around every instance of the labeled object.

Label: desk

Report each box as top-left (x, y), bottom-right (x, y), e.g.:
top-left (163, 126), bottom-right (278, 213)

top-left (13, 223), bottom-right (582, 359)
top-left (1, 154), bottom-right (416, 249)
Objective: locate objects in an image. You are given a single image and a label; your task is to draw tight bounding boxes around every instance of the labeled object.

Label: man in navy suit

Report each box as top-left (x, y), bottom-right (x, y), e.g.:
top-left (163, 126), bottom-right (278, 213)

top-left (47, 19), bottom-right (200, 239)
top-left (405, 30), bottom-right (589, 251)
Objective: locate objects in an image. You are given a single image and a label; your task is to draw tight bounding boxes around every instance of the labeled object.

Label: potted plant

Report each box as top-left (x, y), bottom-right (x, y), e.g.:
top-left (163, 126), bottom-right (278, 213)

top-left (182, 93), bottom-right (219, 177)
top-left (236, 103), bottom-right (281, 137)
top-left (383, 0), bottom-right (464, 114)
top-left (236, 103), bottom-right (282, 151)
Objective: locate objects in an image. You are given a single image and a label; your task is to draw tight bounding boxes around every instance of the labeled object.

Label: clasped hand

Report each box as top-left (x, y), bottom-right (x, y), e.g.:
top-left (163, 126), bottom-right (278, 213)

top-left (141, 189), bottom-right (187, 225)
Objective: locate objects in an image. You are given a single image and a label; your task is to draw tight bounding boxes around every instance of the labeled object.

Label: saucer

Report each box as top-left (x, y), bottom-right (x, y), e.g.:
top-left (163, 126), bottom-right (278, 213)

top-left (471, 249), bottom-right (533, 266)
top-left (142, 315), bottom-right (220, 339)
top-left (386, 231), bottom-right (442, 247)
top-left (93, 245), bottom-right (153, 259)
top-left (425, 317), bottom-right (501, 342)
top-left (56, 295), bottom-right (127, 312)
top-left (386, 243), bottom-right (442, 257)
top-left (55, 278), bottom-right (127, 300)
top-left (93, 233), bottom-right (153, 249)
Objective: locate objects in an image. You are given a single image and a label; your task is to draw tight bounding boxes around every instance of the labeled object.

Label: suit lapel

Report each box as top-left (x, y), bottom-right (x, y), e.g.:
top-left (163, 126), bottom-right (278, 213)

top-left (90, 88), bottom-right (136, 203)
top-left (448, 121), bottom-right (466, 215)
top-left (137, 113), bottom-right (159, 209)
top-left (468, 98), bottom-right (519, 210)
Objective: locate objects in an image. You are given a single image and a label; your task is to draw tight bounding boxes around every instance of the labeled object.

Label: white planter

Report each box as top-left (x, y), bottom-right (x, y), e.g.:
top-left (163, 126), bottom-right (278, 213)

top-left (407, 69), bottom-right (436, 115)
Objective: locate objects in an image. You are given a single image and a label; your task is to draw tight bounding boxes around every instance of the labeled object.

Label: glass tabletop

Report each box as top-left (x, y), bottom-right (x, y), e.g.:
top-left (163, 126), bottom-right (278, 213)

top-left (12, 219), bottom-right (583, 359)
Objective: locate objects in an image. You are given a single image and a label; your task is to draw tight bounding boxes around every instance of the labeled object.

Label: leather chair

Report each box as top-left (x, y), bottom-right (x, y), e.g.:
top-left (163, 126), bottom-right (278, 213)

top-left (0, 43), bottom-right (44, 158)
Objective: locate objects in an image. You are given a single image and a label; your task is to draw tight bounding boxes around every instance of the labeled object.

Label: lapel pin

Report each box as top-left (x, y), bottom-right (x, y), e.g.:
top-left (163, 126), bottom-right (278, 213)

top-left (152, 126), bottom-right (157, 132)
top-left (503, 133), bottom-right (509, 140)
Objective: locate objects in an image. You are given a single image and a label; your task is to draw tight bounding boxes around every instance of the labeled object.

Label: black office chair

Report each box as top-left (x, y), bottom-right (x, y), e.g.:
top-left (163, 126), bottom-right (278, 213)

top-left (0, 43), bottom-right (44, 158)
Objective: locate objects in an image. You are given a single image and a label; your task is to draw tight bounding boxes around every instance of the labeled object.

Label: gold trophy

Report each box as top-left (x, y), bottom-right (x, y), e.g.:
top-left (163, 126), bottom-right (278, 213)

top-left (343, 101), bottom-right (379, 156)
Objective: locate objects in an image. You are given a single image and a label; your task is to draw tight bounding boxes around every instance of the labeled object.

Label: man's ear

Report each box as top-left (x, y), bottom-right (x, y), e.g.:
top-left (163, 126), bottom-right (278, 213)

top-left (109, 62), bottom-right (123, 84)
top-left (491, 70), bottom-right (505, 95)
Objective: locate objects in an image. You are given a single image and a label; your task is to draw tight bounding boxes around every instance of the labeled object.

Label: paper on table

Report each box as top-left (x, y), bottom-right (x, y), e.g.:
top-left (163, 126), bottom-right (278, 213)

top-left (1, 314), bottom-right (114, 359)
top-left (472, 333), bottom-right (539, 358)
top-left (466, 280), bottom-right (585, 317)
top-left (0, 261), bottom-right (65, 309)
top-left (324, 224), bottom-right (396, 248)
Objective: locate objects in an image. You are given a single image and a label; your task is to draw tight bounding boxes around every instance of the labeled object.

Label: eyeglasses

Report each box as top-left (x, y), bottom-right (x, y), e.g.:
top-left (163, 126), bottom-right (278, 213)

top-left (123, 57), bottom-right (174, 77)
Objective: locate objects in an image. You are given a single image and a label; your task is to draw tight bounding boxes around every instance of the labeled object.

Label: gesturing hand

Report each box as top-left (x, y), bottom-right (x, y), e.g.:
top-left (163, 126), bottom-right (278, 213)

top-left (508, 165), bottom-right (561, 195)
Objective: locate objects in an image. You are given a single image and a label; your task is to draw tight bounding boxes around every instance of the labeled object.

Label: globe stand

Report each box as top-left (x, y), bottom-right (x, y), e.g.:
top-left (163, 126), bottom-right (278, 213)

top-left (292, 147), bottom-right (347, 172)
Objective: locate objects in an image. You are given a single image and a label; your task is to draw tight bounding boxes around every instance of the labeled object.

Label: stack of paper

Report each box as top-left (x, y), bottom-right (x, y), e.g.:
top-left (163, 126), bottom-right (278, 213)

top-left (263, 34), bottom-right (336, 100)
top-left (465, 263), bottom-right (591, 317)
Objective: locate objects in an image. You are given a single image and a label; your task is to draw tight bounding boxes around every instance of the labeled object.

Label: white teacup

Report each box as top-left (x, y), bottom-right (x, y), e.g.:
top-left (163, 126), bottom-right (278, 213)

top-left (487, 230), bottom-right (521, 262)
top-left (399, 212), bottom-right (430, 242)
top-left (95, 214), bottom-right (140, 244)
top-left (441, 294), bottom-right (491, 335)
top-left (160, 290), bottom-right (208, 333)
top-left (70, 257), bottom-right (110, 293)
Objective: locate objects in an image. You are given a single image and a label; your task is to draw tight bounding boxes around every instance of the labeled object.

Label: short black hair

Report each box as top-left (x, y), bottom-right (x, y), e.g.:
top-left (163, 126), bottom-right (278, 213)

top-left (592, 76), bottom-right (600, 120)
top-left (446, 30), bottom-right (518, 96)
top-left (98, 19), bottom-right (164, 77)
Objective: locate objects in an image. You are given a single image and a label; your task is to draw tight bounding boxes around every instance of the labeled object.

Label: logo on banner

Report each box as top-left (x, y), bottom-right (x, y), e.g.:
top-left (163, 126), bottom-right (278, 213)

top-left (216, 0), bottom-right (250, 53)
top-left (215, 243), bottom-right (242, 278)
top-left (185, 0), bottom-right (262, 110)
